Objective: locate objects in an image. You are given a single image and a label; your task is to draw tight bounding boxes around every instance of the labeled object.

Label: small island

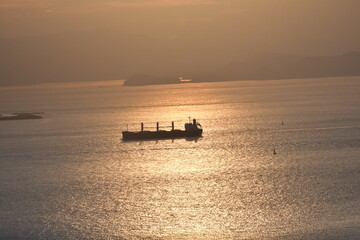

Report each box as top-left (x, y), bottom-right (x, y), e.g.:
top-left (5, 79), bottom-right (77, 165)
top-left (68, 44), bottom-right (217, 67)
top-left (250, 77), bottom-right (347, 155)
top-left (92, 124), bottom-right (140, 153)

top-left (0, 112), bottom-right (43, 121)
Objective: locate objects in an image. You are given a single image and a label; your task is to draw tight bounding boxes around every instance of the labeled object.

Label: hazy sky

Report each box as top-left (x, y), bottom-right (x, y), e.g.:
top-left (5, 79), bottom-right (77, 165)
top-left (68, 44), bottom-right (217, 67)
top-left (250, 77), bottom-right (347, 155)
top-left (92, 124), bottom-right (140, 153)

top-left (1, 0), bottom-right (360, 55)
top-left (1, 0), bottom-right (360, 86)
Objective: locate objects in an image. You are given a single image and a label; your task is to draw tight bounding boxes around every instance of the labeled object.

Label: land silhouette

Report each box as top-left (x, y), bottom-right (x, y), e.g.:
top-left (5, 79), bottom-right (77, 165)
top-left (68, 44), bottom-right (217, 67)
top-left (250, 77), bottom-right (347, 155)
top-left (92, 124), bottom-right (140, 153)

top-left (1, 30), bottom-right (360, 87)
top-left (124, 52), bottom-right (360, 85)
top-left (0, 112), bottom-right (43, 121)
top-left (0, 30), bottom-right (226, 86)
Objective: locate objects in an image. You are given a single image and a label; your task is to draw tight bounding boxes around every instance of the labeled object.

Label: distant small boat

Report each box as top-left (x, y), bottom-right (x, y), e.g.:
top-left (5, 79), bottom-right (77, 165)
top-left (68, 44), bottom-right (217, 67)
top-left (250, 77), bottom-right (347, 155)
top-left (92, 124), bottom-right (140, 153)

top-left (179, 77), bottom-right (192, 83)
top-left (122, 119), bottom-right (203, 141)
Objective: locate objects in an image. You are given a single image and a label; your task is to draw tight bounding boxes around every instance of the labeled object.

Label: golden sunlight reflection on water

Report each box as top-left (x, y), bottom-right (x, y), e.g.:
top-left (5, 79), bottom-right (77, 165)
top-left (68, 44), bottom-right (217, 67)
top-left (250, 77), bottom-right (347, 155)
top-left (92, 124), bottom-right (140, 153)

top-left (1, 78), bottom-right (360, 239)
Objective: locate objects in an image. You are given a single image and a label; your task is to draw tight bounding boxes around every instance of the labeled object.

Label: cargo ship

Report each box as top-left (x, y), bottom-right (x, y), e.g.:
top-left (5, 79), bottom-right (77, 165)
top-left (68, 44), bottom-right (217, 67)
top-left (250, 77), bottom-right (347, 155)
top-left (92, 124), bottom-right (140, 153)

top-left (122, 119), bottom-right (202, 141)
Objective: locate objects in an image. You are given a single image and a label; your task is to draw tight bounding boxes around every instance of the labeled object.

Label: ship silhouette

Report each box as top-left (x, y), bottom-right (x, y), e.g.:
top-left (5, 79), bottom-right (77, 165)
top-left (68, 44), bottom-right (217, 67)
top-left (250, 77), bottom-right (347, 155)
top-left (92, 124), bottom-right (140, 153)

top-left (122, 119), bottom-right (202, 141)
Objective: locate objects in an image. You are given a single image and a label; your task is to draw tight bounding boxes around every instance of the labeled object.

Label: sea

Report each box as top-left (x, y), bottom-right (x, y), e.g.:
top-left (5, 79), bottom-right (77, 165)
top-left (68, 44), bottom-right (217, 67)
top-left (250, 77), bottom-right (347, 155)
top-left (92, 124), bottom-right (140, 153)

top-left (0, 77), bottom-right (359, 240)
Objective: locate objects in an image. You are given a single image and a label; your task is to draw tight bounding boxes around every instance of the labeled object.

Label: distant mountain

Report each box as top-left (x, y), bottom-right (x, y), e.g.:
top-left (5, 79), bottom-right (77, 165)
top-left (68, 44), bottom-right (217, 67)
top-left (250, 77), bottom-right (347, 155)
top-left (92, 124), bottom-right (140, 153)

top-left (0, 30), bottom-right (165, 86)
top-left (0, 30), bottom-right (225, 86)
top-left (124, 52), bottom-right (360, 85)
top-left (1, 30), bottom-right (359, 87)
top-left (209, 52), bottom-right (360, 82)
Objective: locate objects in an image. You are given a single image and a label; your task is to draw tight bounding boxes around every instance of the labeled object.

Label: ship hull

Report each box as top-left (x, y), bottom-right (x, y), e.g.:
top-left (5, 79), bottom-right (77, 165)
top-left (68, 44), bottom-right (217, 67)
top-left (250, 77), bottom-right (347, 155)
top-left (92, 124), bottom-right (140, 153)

top-left (122, 129), bottom-right (202, 141)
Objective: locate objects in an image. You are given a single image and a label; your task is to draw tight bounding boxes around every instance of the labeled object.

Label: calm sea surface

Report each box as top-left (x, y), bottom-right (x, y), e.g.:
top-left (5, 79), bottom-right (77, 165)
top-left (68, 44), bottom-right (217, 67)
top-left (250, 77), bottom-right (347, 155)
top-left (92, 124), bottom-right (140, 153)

top-left (0, 77), bottom-right (359, 239)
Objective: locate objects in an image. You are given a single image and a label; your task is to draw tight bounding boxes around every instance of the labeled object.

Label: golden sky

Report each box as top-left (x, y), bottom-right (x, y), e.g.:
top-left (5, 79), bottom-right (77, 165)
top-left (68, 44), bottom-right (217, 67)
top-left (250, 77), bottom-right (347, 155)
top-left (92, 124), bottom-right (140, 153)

top-left (1, 0), bottom-right (360, 86)
top-left (1, 0), bottom-right (360, 55)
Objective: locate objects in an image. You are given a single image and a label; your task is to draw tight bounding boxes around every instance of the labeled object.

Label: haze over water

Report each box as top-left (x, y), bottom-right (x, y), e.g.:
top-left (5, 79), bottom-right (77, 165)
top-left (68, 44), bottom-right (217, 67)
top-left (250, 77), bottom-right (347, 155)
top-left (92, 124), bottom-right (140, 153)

top-left (0, 77), bottom-right (360, 239)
